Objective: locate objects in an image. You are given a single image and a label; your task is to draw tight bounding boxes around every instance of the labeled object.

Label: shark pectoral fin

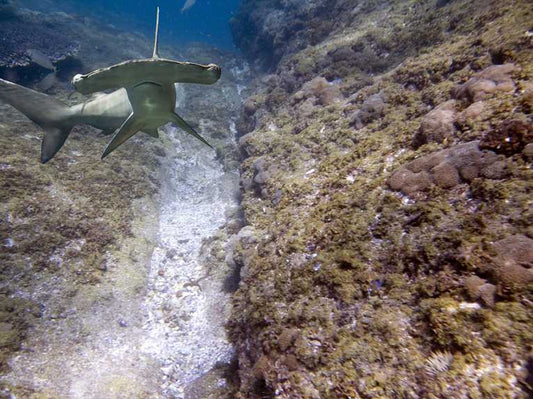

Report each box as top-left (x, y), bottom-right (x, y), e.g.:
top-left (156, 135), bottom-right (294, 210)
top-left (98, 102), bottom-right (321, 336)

top-left (100, 128), bottom-right (115, 136)
top-left (101, 113), bottom-right (143, 159)
top-left (143, 127), bottom-right (159, 138)
top-left (41, 126), bottom-right (72, 163)
top-left (170, 112), bottom-right (213, 149)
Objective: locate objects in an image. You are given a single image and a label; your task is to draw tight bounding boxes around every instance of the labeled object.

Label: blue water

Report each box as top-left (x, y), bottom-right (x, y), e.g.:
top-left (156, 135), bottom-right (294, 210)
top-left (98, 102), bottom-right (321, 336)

top-left (19, 0), bottom-right (241, 50)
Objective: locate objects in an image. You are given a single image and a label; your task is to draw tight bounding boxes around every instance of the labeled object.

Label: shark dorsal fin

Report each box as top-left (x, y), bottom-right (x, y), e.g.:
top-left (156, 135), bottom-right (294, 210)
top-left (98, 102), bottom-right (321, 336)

top-left (152, 6), bottom-right (160, 59)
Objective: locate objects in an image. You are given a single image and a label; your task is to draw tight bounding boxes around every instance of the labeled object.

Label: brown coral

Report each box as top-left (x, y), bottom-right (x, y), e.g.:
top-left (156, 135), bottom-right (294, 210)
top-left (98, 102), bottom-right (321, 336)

top-left (294, 77), bottom-right (343, 106)
top-left (464, 276), bottom-right (497, 307)
top-left (480, 118), bottom-right (533, 156)
top-left (453, 63), bottom-right (518, 103)
top-left (348, 93), bottom-right (387, 129)
top-left (485, 235), bottom-right (533, 288)
top-left (412, 100), bottom-right (457, 148)
top-left (389, 141), bottom-right (507, 195)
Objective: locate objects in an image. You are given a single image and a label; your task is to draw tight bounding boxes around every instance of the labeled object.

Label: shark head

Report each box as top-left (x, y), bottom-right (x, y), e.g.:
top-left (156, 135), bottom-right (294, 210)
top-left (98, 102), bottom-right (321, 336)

top-left (72, 6), bottom-right (222, 159)
top-left (72, 6), bottom-right (221, 95)
top-left (71, 60), bottom-right (221, 95)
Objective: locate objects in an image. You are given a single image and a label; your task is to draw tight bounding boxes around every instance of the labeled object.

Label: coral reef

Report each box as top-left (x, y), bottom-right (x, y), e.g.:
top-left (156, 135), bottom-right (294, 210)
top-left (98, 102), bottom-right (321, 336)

top-left (229, 0), bottom-right (533, 397)
top-left (453, 63), bottom-right (518, 103)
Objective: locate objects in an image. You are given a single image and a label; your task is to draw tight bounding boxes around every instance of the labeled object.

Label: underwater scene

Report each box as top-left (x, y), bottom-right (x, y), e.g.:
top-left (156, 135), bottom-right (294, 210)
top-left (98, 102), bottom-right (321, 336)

top-left (0, 0), bottom-right (532, 397)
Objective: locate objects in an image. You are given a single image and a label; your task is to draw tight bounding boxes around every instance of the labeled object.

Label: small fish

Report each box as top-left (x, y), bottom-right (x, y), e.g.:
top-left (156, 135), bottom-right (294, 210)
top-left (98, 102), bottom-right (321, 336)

top-left (26, 49), bottom-right (55, 71)
top-left (26, 49), bottom-right (58, 91)
top-left (181, 0), bottom-right (196, 13)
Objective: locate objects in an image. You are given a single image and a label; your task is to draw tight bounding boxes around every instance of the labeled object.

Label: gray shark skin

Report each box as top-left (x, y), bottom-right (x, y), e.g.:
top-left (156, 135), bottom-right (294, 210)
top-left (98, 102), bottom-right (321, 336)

top-left (72, 59), bottom-right (221, 94)
top-left (0, 7), bottom-right (221, 163)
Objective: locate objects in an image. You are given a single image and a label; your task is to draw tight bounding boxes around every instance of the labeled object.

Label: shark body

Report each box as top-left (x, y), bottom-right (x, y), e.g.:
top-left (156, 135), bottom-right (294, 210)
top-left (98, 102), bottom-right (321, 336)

top-left (181, 0), bottom-right (197, 13)
top-left (0, 7), bottom-right (221, 163)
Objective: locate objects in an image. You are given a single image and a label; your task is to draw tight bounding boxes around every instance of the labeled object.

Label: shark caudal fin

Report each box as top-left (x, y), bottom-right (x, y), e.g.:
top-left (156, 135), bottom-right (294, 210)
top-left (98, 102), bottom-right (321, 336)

top-left (0, 78), bottom-right (76, 163)
top-left (152, 6), bottom-right (160, 58)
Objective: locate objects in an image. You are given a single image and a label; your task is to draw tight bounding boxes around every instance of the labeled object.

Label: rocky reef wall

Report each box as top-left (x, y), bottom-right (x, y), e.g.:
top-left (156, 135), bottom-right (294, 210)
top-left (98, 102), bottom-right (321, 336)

top-left (229, 0), bottom-right (533, 397)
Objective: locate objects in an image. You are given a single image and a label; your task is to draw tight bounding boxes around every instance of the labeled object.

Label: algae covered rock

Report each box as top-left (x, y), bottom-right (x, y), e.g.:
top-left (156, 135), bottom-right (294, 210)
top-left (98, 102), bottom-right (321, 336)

top-left (293, 76), bottom-right (343, 106)
top-left (486, 235), bottom-right (533, 288)
top-left (348, 92), bottom-right (388, 129)
top-left (523, 143), bottom-right (533, 160)
top-left (453, 63), bottom-right (518, 103)
top-left (230, 0), bottom-right (344, 70)
top-left (464, 275), bottom-right (497, 307)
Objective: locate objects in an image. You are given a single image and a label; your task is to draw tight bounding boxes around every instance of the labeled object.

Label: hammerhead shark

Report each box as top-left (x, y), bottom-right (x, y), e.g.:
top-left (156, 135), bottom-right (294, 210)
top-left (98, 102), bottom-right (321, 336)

top-left (0, 7), bottom-right (221, 163)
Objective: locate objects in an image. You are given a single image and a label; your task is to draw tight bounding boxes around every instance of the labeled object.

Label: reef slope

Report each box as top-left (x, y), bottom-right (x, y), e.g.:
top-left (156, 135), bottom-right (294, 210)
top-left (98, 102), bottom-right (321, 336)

top-left (229, 0), bottom-right (533, 397)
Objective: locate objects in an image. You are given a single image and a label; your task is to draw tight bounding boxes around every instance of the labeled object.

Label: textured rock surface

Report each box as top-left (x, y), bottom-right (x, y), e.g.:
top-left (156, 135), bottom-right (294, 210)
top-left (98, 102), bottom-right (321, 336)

top-left (229, 0), bottom-right (533, 398)
top-left (0, 9), bottom-right (87, 87)
top-left (231, 0), bottom-right (433, 74)
top-left (487, 235), bottom-right (533, 287)
top-left (480, 118), bottom-right (533, 156)
top-left (453, 63), bottom-right (518, 103)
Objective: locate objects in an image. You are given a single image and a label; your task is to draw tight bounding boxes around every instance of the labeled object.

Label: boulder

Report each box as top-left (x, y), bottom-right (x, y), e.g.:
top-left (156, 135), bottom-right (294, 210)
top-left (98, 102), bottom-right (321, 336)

top-left (453, 63), bottom-right (517, 103)
top-left (389, 141), bottom-right (507, 195)
top-left (413, 100), bottom-right (457, 148)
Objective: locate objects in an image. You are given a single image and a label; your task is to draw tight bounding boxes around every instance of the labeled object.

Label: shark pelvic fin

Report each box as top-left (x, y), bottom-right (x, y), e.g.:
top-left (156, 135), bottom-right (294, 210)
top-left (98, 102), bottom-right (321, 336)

top-left (152, 6), bottom-right (160, 58)
top-left (102, 113), bottom-right (144, 159)
top-left (170, 112), bottom-right (213, 149)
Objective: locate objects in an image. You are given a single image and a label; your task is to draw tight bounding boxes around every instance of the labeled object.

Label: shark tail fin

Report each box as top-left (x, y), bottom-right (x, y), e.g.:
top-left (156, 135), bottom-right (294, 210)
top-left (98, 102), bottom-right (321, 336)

top-left (0, 78), bottom-right (76, 163)
top-left (152, 6), bottom-right (160, 58)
